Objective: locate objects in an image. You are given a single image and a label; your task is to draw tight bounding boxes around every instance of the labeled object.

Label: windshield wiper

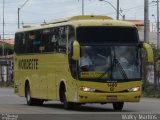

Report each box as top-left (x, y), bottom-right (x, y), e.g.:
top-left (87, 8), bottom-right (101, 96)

top-left (110, 47), bottom-right (128, 80)
top-left (111, 58), bottom-right (128, 80)
top-left (96, 46), bottom-right (129, 81)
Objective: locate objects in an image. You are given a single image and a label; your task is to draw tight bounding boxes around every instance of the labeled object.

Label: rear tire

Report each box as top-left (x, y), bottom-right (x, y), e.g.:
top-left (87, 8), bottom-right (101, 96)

top-left (25, 84), bottom-right (43, 106)
top-left (113, 102), bottom-right (124, 111)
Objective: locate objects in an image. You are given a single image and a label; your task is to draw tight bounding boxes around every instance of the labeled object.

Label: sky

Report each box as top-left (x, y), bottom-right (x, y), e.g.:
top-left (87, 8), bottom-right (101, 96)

top-left (0, 0), bottom-right (158, 39)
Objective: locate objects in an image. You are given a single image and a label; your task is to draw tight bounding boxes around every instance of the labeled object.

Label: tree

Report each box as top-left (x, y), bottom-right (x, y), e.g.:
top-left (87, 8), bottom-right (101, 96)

top-left (0, 43), bottom-right (14, 55)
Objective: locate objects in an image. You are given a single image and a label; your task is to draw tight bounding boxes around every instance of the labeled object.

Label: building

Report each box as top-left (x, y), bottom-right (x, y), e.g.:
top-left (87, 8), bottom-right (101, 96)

top-left (0, 39), bottom-right (14, 45)
top-left (126, 20), bottom-right (160, 47)
top-left (0, 39), bottom-right (14, 82)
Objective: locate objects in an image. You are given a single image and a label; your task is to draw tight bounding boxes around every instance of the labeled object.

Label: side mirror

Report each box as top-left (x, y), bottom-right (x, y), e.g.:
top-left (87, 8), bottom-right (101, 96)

top-left (143, 43), bottom-right (154, 64)
top-left (72, 40), bottom-right (80, 60)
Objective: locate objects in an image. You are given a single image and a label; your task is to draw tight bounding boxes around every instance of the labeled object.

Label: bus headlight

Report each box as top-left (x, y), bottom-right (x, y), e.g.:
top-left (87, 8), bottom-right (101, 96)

top-left (80, 86), bottom-right (96, 92)
top-left (128, 87), bottom-right (141, 92)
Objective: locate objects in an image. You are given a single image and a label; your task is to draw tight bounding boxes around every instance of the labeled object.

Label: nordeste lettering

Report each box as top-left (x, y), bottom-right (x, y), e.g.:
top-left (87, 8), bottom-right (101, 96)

top-left (18, 59), bottom-right (38, 70)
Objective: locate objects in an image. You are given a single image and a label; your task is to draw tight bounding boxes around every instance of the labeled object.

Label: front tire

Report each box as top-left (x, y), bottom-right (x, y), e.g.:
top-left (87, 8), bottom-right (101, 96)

top-left (62, 87), bottom-right (74, 110)
top-left (113, 102), bottom-right (124, 111)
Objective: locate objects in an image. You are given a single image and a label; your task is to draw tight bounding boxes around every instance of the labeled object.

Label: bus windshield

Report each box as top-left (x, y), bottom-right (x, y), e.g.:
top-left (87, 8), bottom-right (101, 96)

top-left (78, 45), bottom-right (141, 82)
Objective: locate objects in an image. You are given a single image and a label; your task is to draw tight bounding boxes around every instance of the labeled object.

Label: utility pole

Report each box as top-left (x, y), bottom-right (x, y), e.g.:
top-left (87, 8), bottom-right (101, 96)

top-left (117, 0), bottom-right (119, 20)
top-left (18, 8), bottom-right (20, 29)
top-left (2, 0), bottom-right (5, 56)
top-left (18, 0), bottom-right (29, 29)
top-left (154, 0), bottom-right (160, 90)
top-left (143, 0), bottom-right (150, 91)
top-left (99, 0), bottom-right (123, 20)
top-left (82, 0), bottom-right (84, 15)
top-left (144, 0), bottom-right (149, 43)
top-left (157, 0), bottom-right (159, 48)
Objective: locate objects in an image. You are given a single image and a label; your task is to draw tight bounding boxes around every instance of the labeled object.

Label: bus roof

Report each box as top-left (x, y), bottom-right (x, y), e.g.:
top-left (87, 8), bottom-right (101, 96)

top-left (47, 15), bottom-right (112, 24)
top-left (16, 15), bottom-right (135, 33)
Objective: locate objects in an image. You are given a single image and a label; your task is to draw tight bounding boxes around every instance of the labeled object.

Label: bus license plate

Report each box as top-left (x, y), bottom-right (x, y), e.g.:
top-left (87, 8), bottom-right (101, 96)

top-left (107, 96), bottom-right (117, 100)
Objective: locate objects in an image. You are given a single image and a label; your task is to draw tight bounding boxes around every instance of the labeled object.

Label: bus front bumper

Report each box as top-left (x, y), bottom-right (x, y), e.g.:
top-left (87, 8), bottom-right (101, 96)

top-left (77, 91), bottom-right (141, 103)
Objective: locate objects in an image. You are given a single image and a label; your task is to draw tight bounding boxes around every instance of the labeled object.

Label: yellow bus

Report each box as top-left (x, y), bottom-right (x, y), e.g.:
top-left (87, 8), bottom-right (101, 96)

top-left (14, 15), bottom-right (153, 110)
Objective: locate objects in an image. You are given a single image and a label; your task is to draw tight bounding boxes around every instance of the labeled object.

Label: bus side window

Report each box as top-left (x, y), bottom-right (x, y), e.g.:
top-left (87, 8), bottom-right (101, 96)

top-left (68, 26), bottom-right (75, 56)
top-left (34, 31), bottom-right (41, 53)
top-left (15, 33), bottom-right (26, 54)
top-left (27, 32), bottom-right (33, 53)
top-left (50, 27), bottom-right (59, 52)
top-left (41, 29), bottom-right (50, 52)
top-left (27, 31), bottom-right (41, 53)
top-left (57, 26), bottom-right (67, 53)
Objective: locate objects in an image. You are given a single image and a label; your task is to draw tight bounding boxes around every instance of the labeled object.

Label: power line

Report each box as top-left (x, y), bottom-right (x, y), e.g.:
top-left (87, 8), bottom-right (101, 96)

top-left (0, 33), bottom-right (14, 35)
top-left (117, 3), bottom-right (154, 13)
top-left (93, 3), bottom-right (156, 17)
top-left (1, 1), bottom-right (153, 22)
top-left (24, 0), bottom-right (94, 15)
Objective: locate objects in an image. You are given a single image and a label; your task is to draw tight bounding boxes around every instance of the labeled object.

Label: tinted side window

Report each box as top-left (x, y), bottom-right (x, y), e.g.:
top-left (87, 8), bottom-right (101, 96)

top-left (41, 29), bottom-right (51, 52)
top-left (49, 28), bottom-right (59, 52)
top-left (40, 26), bottom-right (68, 53)
top-left (57, 26), bottom-right (67, 53)
top-left (68, 26), bottom-right (75, 55)
top-left (15, 33), bottom-right (26, 54)
top-left (27, 31), bottom-right (41, 53)
top-left (15, 26), bottom-right (69, 54)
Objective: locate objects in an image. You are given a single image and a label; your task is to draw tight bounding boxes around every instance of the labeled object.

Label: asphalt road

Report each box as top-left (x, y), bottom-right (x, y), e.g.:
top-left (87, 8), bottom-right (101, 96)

top-left (0, 88), bottom-right (160, 120)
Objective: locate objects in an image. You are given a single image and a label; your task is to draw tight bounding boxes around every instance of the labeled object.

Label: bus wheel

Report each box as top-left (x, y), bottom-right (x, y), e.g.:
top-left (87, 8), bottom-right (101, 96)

top-left (25, 84), bottom-right (43, 106)
top-left (25, 84), bottom-right (34, 105)
top-left (62, 88), bottom-right (74, 110)
top-left (113, 102), bottom-right (124, 111)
